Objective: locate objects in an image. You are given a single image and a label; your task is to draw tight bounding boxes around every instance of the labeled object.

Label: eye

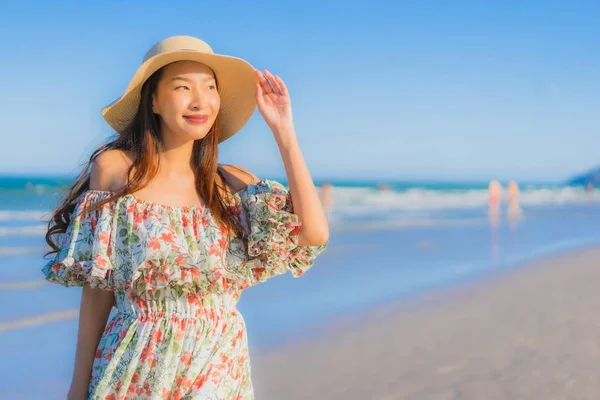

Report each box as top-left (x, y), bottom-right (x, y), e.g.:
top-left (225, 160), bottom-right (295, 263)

top-left (208, 84), bottom-right (216, 90)
top-left (175, 85), bottom-right (189, 90)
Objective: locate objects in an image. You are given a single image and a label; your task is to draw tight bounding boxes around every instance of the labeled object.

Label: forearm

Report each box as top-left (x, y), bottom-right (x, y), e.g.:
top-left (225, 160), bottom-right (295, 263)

top-left (275, 128), bottom-right (329, 246)
top-left (68, 286), bottom-right (115, 399)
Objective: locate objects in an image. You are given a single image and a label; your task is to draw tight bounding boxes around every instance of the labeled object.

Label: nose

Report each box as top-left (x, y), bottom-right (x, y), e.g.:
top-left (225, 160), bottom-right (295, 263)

top-left (190, 89), bottom-right (208, 111)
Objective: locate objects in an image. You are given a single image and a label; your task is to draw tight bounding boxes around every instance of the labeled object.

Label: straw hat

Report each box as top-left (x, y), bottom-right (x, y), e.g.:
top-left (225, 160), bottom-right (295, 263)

top-left (101, 36), bottom-right (257, 142)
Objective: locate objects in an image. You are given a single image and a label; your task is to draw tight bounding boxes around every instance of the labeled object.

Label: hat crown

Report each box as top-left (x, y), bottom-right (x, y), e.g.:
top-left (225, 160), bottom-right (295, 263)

top-left (143, 36), bottom-right (214, 62)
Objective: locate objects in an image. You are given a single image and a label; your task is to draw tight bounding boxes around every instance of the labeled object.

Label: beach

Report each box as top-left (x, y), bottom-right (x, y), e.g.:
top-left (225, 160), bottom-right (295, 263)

top-left (2, 178), bottom-right (600, 398)
top-left (251, 246), bottom-right (600, 400)
top-left (2, 2), bottom-right (599, 397)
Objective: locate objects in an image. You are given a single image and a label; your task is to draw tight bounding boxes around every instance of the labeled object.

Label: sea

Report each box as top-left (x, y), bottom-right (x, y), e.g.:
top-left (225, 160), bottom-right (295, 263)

top-left (1, 174), bottom-right (599, 397)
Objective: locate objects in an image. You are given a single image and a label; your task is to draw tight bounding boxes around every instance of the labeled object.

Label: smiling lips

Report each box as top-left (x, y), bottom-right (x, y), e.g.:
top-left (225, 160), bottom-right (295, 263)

top-left (183, 115), bottom-right (209, 125)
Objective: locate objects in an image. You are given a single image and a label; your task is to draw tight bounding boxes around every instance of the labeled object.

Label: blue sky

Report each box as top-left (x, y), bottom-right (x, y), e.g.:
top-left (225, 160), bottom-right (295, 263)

top-left (0, 0), bottom-right (598, 182)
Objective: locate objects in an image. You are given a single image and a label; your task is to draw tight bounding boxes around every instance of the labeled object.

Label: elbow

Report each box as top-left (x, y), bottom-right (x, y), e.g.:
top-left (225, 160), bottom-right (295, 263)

top-left (300, 227), bottom-right (329, 247)
top-left (315, 227), bottom-right (329, 246)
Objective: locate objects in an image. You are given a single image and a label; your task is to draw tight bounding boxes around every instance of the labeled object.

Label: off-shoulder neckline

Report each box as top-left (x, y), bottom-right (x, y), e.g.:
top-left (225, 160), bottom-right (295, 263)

top-left (81, 179), bottom-right (270, 212)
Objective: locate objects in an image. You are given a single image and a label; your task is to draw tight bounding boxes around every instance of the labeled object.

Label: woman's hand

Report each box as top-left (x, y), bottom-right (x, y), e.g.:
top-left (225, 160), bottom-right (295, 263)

top-left (255, 69), bottom-right (296, 148)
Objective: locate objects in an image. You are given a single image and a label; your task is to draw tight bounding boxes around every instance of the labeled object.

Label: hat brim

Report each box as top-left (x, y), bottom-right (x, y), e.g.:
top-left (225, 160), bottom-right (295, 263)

top-left (101, 51), bottom-right (257, 143)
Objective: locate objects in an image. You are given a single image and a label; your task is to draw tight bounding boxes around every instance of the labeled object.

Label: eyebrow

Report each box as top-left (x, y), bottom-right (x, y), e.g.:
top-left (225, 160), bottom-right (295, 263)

top-left (170, 76), bottom-right (216, 83)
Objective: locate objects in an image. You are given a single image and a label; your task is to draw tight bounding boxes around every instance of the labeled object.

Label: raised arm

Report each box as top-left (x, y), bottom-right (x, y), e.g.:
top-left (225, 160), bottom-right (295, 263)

top-left (254, 69), bottom-right (329, 247)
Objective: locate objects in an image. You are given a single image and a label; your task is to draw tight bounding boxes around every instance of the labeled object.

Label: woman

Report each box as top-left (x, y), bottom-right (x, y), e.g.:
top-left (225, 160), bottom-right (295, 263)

top-left (42, 36), bottom-right (329, 399)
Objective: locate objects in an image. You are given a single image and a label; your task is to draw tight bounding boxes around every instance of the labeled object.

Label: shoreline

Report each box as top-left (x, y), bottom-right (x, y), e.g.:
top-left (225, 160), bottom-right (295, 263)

top-left (248, 240), bottom-right (600, 355)
top-left (251, 244), bottom-right (600, 399)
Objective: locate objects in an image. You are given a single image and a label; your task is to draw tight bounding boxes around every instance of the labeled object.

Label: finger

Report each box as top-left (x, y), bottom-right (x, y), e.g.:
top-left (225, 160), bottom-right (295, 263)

top-left (255, 70), bottom-right (271, 94)
top-left (255, 69), bottom-right (272, 94)
top-left (273, 75), bottom-right (289, 97)
top-left (261, 70), bottom-right (278, 94)
top-left (264, 70), bottom-right (283, 95)
top-left (255, 83), bottom-right (265, 106)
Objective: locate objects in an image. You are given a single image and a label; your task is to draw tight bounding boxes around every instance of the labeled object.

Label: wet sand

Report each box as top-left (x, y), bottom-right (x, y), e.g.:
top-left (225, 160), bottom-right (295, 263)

top-left (251, 246), bottom-right (600, 400)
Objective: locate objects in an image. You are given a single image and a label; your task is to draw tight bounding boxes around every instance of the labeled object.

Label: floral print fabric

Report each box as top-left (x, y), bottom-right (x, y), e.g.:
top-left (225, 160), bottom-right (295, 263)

top-left (42, 180), bottom-right (327, 399)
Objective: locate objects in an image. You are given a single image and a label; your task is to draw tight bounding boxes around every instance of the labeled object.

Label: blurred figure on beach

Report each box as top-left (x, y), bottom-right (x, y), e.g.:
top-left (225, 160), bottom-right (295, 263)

top-left (586, 182), bottom-right (595, 202)
top-left (507, 180), bottom-right (523, 224)
top-left (377, 182), bottom-right (390, 191)
top-left (320, 182), bottom-right (334, 221)
top-left (488, 180), bottom-right (502, 263)
top-left (488, 179), bottom-right (502, 229)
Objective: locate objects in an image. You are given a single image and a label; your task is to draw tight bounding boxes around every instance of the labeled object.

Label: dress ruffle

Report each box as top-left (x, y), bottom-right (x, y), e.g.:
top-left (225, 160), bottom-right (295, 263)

top-left (42, 190), bottom-right (118, 290)
top-left (42, 180), bottom-right (327, 295)
top-left (229, 180), bottom-right (327, 285)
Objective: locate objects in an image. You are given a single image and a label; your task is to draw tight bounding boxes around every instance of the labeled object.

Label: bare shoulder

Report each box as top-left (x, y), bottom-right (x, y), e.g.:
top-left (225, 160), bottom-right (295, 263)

top-left (89, 149), bottom-right (133, 192)
top-left (218, 164), bottom-right (261, 193)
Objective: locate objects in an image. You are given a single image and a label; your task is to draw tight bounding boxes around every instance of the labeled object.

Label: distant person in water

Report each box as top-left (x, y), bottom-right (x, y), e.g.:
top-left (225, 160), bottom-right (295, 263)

top-left (320, 182), bottom-right (334, 220)
top-left (488, 180), bottom-right (502, 228)
top-left (377, 183), bottom-right (390, 191)
top-left (507, 180), bottom-right (523, 222)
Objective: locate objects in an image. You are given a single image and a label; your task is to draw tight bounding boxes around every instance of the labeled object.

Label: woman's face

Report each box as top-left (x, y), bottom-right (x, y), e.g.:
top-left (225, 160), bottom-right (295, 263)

top-left (152, 61), bottom-right (220, 141)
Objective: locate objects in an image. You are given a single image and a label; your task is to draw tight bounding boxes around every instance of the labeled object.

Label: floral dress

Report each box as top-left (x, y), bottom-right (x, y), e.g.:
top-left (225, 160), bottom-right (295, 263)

top-left (42, 180), bottom-right (327, 399)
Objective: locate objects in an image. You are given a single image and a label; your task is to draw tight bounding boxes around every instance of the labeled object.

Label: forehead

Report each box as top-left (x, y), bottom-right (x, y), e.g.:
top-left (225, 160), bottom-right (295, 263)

top-left (161, 61), bottom-right (215, 79)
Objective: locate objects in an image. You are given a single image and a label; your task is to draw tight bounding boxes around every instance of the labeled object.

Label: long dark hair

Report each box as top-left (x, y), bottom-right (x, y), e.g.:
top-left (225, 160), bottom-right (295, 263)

top-left (45, 65), bottom-right (242, 256)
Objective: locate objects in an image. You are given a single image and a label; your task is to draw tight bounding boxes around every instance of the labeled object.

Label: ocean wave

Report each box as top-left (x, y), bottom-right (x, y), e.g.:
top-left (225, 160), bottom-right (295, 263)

top-left (327, 186), bottom-right (600, 217)
top-left (0, 210), bottom-right (48, 222)
top-left (0, 246), bottom-right (45, 256)
top-left (0, 185), bottom-right (598, 227)
top-left (0, 226), bottom-right (46, 237)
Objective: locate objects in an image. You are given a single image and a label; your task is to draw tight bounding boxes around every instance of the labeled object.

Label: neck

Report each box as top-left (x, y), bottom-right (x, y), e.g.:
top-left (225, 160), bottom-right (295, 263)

top-left (158, 129), bottom-right (196, 176)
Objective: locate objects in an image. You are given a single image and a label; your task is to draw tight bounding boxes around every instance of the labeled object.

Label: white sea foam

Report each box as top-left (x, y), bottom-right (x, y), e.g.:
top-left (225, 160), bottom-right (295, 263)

top-left (0, 246), bottom-right (45, 257)
top-left (327, 186), bottom-right (600, 218)
top-left (0, 210), bottom-right (48, 222)
top-left (0, 226), bottom-right (46, 237)
top-left (0, 186), bottom-right (597, 232)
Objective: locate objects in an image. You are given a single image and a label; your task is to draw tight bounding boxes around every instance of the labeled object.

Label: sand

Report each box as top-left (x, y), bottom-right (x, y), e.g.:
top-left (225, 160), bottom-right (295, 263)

top-left (250, 246), bottom-right (600, 400)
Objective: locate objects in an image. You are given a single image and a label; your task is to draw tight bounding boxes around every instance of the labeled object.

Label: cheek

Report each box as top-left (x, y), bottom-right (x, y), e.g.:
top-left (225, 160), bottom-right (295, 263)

top-left (210, 93), bottom-right (221, 111)
top-left (158, 94), bottom-right (187, 120)
top-left (170, 95), bottom-right (190, 113)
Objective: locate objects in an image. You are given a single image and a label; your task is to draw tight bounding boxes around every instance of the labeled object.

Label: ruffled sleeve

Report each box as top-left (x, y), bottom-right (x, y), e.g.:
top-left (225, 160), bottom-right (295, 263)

top-left (42, 190), bottom-right (117, 290)
top-left (225, 180), bottom-right (328, 288)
